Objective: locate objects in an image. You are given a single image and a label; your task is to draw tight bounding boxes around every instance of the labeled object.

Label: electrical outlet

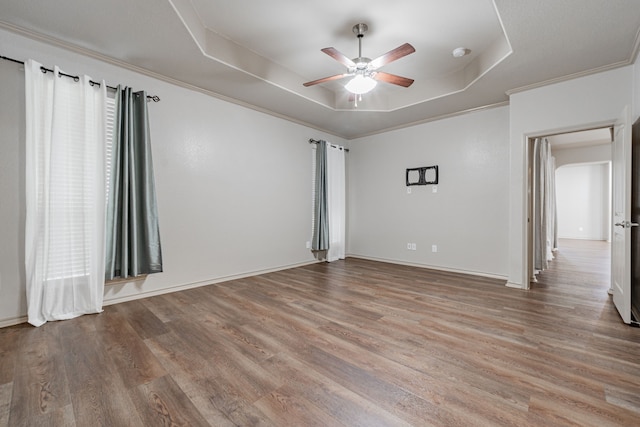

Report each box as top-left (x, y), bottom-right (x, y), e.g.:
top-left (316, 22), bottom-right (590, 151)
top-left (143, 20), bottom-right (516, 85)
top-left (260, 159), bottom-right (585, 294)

top-left (306, 241), bottom-right (311, 249)
top-left (432, 244), bottom-right (438, 253)
top-left (432, 186), bottom-right (438, 193)
top-left (411, 243), bottom-right (417, 250)
top-left (407, 187), bottom-right (412, 194)
top-left (407, 243), bottom-right (412, 250)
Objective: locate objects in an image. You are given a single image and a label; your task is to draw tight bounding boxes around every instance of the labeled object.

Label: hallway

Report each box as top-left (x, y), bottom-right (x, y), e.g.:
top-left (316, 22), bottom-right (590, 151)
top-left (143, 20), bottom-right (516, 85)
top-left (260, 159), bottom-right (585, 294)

top-left (530, 238), bottom-right (622, 332)
top-left (533, 238), bottom-right (610, 295)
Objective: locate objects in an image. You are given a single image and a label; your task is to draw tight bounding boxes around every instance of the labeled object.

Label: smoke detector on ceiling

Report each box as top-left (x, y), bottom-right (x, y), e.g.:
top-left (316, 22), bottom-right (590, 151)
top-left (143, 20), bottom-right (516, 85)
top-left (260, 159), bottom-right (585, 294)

top-left (452, 47), bottom-right (471, 58)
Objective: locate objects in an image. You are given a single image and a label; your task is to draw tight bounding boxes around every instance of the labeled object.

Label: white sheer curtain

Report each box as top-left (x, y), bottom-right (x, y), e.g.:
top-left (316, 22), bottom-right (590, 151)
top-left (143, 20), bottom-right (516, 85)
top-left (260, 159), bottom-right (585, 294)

top-left (24, 59), bottom-right (107, 326)
top-left (532, 137), bottom-right (557, 274)
top-left (326, 143), bottom-right (346, 261)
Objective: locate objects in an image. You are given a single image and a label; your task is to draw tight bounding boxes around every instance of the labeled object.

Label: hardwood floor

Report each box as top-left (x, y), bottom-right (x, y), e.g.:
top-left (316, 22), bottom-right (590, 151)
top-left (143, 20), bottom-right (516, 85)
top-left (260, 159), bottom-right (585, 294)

top-left (2, 239), bottom-right (639, 426)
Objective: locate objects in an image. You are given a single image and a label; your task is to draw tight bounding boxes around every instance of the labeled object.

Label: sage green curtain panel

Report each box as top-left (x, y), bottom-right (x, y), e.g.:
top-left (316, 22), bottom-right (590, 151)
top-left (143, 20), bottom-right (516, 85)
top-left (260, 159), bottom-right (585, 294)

top-left (105, 86), bottom-right (163, 280)
top-left (312, 140), bottom-right (329, 251)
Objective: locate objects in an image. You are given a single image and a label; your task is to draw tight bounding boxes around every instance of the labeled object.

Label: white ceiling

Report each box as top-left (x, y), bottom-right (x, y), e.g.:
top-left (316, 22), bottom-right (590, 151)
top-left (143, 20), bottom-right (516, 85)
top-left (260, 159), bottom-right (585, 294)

top-left (1, 0), bottom-right (639, 139)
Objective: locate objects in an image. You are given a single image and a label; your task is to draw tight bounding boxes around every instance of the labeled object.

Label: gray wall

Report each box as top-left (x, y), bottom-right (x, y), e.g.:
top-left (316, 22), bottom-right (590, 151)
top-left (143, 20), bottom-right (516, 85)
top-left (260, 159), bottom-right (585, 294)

top-left (0, 59), bottom-right (26, 323)
top-left (0, 28), bottom-right (343, 325)
top-left (3, 24), bottom-right (640, 325)
top-left (347, 106), bottom-right (510, 278)
top-left (552, 143), bottom-right (612, 242)
top-left (556, 163), bottom-right (610, 240)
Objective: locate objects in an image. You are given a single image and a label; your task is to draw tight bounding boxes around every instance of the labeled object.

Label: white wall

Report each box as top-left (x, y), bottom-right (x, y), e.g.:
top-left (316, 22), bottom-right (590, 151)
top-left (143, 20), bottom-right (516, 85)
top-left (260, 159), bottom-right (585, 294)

top-left (347, 106), bottom-right (510, 278)
top-left (507, 66), bottom-right (633, 288)
top-left (555, 163), bottom-right (610, 240)
top-left (553, 144), bottom-right (611, 168)
top-left (634, 52), bottom-right (640, 123)
top-left (0, 28), bottom-right (344, 326)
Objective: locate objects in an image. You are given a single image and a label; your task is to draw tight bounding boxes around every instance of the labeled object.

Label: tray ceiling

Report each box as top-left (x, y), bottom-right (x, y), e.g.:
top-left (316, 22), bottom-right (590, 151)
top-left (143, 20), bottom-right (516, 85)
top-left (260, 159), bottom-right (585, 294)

top-left (0, 0), bottom-right (639, 139)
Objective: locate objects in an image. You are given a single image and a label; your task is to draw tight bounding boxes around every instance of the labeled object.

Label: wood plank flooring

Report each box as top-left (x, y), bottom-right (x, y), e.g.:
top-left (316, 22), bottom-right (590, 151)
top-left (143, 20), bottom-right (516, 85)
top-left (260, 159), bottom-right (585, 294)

top-left (2, 239), bottom-right (640, 426)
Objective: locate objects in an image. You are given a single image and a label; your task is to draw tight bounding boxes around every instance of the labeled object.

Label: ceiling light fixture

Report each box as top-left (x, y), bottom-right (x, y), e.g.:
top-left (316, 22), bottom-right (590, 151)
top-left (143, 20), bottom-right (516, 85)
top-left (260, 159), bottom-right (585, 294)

top-left (303, 23), bottom-right (415, 98)
top-left (452, 47), bottom-right (471, 58)
top-left (345, 74), bottom-right (377, 94)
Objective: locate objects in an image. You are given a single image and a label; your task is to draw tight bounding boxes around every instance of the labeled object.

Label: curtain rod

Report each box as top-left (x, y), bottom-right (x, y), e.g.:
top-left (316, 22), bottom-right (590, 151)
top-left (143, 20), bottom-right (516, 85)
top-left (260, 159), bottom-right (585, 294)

top-left (309, 138), bottom-right (349, 152)
top-left (0, 54), bottom-right (160, 102)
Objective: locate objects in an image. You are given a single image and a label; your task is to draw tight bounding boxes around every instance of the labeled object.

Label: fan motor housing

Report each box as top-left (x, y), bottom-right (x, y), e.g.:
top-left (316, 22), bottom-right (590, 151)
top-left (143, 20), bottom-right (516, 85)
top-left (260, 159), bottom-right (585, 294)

top-left (352, 23), bottom-right (368, 37)
top-left (352, 57), bottom-right (372, 69)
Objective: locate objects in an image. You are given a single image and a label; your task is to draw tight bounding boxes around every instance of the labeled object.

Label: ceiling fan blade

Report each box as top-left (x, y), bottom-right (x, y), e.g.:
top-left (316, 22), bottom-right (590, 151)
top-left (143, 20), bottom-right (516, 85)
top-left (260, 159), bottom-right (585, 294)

top-left (373, 71), bottom-right (414, 87)
top-left (303, 73), bottom-right (351, 87)
top-left (321, 47), bottom-right (356, 67)
top-left (369, 43), bottom-right (415, 69)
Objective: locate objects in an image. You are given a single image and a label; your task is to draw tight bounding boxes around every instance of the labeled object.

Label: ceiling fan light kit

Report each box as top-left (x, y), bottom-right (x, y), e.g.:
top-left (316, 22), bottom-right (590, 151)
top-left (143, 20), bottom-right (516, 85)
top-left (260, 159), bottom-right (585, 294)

top-left (344, 74), bottom-right (377, 94)
top-left (303, 23), bottom-right (415, 100)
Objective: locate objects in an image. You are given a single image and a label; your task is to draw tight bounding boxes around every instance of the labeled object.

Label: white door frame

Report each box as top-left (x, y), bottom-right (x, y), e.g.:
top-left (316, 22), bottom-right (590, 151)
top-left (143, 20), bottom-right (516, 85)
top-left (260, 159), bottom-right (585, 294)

top-left (520, 121), bottom-right (615, 290)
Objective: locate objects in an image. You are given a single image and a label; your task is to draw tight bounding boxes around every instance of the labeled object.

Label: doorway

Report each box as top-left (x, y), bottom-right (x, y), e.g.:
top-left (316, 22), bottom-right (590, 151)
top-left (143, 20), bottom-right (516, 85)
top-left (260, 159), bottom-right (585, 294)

top-left (528, 127), bottom-right (613, 287)
top-left (533, 238), bottom-right (611, 296)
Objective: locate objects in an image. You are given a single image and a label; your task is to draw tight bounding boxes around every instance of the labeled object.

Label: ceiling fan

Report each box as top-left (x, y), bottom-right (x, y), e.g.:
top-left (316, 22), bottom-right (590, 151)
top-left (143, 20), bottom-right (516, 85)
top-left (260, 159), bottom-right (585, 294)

top-left (303, 23), bottom-right (415, 96)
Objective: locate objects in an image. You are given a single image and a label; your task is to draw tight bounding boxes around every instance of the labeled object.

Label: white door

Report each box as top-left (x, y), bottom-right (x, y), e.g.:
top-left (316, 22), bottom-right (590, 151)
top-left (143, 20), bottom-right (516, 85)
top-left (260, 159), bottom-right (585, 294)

top-left (611, 106), bottom-right (633, 324)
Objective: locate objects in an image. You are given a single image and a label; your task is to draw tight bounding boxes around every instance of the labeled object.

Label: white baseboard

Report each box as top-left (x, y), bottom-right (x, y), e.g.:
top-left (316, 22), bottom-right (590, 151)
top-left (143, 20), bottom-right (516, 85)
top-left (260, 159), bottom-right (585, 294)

top-left (346, 254), bottom-right (508, 281)
top-left (103, 259), bottom-right (321, 307)
top-left (1, 256), bottom-right (512, 328)
top-left (1, 257), bottom-right (514, 327)
top-left (557, 236), bottom-right (608, 241)
top-left (0, 315), bottom-right (28, 329)
top-left (1, 259), bottom-right (321, 328)
top-left (506, 281), bottom-right (526, 289)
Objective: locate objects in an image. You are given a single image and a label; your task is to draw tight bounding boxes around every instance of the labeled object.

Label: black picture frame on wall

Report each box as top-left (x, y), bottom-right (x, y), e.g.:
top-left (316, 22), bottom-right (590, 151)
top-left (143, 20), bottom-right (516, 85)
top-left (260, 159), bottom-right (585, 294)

top-left (406, 165), bottom-right (439, 186)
